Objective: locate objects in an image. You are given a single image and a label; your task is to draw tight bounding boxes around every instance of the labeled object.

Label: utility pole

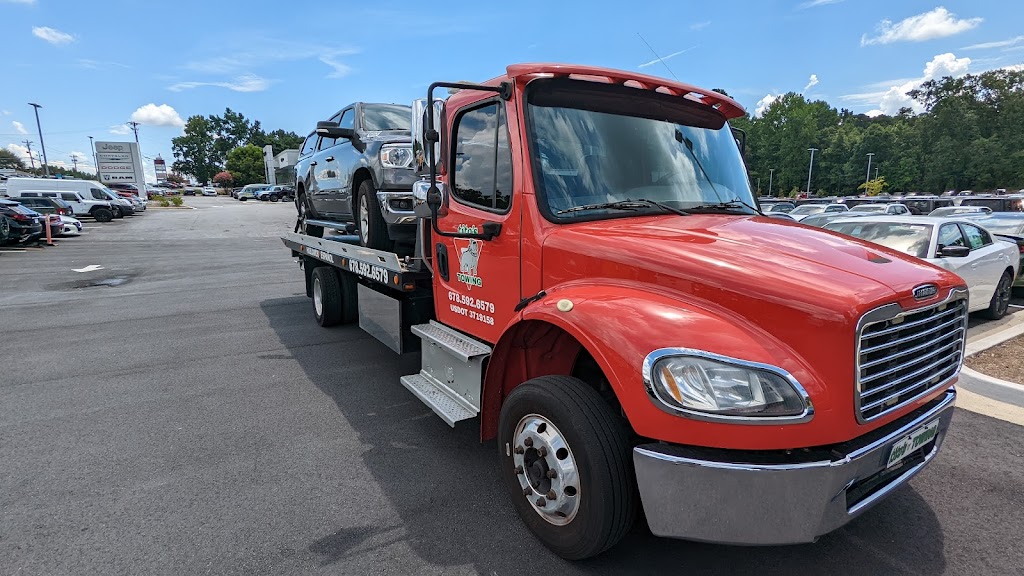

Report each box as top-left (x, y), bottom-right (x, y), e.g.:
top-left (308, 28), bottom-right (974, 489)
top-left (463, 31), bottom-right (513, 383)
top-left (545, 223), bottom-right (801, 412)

top-left (28, 103), bottom-right (49, 177)
top-left (768, 168), bottom-right (775, 198)
top-left (865, 153), bottom-right (875, 184)
top-left (756, 177), bottom-right (761, 194)
top-left (875, 166), bottom-right (879, 179)
top-left (89, 136), bottom-right (99, 176)
top-left (70, 154), bottom-right (78, 172)
top-left (127, 121), bottom-right (140, 143)
top-left (22, 140), bottom-right (35, 170)
top-left (806, 148), bottom-right (818, 196)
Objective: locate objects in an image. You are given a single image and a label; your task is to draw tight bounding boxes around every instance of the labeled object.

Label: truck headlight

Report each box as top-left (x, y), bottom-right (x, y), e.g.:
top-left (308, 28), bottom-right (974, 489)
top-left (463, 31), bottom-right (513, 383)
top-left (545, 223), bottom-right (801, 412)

top-left (642, 349), bottom-right (812, 422)
top-left (380, 144), bottom-right (413, 169)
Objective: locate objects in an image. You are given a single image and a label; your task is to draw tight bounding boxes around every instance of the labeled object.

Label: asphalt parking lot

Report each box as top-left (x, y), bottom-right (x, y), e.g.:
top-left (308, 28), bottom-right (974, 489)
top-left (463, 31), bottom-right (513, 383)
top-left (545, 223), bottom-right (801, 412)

top-left (1, 196), bottom-right (1023, 575)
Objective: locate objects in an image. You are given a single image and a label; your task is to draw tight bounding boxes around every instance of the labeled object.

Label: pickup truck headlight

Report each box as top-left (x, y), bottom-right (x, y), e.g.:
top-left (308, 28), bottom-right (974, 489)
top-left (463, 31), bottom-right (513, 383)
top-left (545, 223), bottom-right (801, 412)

top-left (380, 144), bottom-right (413, 169)
top-left (643, 349), bottom-right (812, 422)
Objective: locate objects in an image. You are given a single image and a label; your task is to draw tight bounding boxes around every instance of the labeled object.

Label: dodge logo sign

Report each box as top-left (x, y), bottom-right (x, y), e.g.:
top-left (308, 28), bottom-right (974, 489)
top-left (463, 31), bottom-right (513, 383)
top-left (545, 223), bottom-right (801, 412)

top-left (913, 284), bottom-right (938, 300)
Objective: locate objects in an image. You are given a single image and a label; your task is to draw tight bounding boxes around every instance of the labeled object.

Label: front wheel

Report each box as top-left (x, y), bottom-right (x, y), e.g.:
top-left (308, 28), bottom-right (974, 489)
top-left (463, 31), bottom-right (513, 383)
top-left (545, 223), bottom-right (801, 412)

top-left (92, 208), bottom-right (114, 223)
top-left (270, 194), bottom-right (280, 202)
top-left (356, 180), bottom-right (392, 251)
top-left (498, 376), bottom-right (637, 560)
top-left (982, 271), bottom-right (1014, 320)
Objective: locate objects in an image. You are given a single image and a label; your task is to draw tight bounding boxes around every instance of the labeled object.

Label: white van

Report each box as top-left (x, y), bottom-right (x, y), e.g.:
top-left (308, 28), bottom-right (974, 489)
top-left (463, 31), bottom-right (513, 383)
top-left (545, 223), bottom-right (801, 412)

top-left (5, 178), bottom-right (134, 219)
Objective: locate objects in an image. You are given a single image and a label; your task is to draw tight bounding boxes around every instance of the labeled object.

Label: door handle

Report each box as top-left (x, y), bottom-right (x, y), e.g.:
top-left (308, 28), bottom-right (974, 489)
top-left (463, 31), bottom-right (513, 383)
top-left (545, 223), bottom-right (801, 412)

top-left (310, 161), bottom-right (317, 166)
top-left (325, 156), bottom-right (335, 162)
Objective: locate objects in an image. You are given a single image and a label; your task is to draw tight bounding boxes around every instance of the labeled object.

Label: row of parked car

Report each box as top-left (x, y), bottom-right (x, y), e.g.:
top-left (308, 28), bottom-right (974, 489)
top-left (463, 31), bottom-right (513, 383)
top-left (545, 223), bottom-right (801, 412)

top-left (231, 184), bottom-right (295, 202)
top-left (760, 195), bottom-right (1023, 320)
top-left (0, 177), bottom-right (147, 246)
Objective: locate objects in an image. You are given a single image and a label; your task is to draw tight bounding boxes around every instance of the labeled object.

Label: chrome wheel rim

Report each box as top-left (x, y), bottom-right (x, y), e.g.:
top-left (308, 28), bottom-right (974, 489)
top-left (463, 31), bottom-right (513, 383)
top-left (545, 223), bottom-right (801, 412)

top-left (512, 414), bottom-right (580, 526)
top-left (359, 195), bottom-right (369, 245)
top-left (312, 276), bottom-right (323, 318)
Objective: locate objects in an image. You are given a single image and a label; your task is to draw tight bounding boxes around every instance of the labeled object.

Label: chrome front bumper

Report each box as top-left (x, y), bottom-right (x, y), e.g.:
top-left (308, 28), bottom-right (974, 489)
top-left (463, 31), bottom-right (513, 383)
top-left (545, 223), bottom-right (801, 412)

top-left (633, 388), bottom-right (956, 545)
top-left (376, 191), bottom-right (417, 226)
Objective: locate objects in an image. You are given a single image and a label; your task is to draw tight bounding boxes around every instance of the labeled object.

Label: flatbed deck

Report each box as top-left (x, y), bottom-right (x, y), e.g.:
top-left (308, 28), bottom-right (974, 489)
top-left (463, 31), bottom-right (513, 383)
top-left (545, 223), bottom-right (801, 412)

top-left (282, 232), bottom-right (430, 292)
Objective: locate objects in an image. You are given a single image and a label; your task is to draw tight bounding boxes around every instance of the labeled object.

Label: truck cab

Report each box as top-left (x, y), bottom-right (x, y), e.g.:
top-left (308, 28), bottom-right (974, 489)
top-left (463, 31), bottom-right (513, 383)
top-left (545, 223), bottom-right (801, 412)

top-left (285, 64), bottom-right (966, 560)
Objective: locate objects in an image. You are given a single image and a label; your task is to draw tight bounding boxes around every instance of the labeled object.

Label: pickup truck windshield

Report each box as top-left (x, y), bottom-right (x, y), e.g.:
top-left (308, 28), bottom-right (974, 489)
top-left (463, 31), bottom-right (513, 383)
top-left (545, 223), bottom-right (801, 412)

top-left (526, 79), bottom-right (755, 220)
top-left (361, 104), bottom-right (412, 132)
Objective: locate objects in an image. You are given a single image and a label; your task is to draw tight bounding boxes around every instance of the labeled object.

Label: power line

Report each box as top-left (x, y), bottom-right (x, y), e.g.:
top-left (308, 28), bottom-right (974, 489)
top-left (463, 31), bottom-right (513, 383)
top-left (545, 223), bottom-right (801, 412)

top-left (636, 32), bottom-right (680, 82)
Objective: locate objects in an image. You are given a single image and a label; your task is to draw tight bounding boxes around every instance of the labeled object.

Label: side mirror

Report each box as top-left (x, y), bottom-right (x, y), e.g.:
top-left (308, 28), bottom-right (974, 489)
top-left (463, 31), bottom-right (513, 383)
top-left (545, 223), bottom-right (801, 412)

top-left (938, 245), bottom-right (970, 258)
top-left (413, 179), bottom-right (447, 218)
top-left (412, 98), bottom-right (445, 177)
top-left (316, 121), bottom-right (354, 140)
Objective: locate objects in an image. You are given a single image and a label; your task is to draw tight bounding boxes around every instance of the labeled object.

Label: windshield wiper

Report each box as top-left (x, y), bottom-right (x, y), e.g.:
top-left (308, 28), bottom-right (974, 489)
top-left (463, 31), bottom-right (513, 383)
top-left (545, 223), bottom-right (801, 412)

top-left (557, 199), bottom-right (689, 216)
top-left (688, 198), bottom-right (762, 215)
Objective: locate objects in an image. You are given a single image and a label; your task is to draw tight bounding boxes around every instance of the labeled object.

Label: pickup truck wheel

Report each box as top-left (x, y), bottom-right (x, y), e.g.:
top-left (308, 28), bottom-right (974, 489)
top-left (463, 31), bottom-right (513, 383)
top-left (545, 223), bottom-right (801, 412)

top-left (297, 193), bottom-right (323, 238)
top-left (311, 267), bottom-right (344, 327)
top-left (270, 194), bottom-right (280, 202)
top-left (357, 180), bottom-right (392, 251)
top-left (982, 271), bottom-right (1013, 320)
top-left (92, 208), bottom-right (114, 223)
top-left (498, 375), bottom-right (637, 560)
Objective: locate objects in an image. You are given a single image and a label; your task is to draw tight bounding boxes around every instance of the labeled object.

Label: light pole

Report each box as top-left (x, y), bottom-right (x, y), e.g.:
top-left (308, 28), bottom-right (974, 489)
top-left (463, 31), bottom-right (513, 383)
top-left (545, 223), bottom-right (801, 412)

top-left (875, 166), bottom-right (879, 180)
top-left (806, 148), bottom-right (818, 196)
top-left (768, 168), bottom-right (775, 197)
top-left (89, 136), bottom-right (99, 176)
top-left (865, 153), bottom-right (875, 184)
top-left (28, 103), bottom-right (49, 177)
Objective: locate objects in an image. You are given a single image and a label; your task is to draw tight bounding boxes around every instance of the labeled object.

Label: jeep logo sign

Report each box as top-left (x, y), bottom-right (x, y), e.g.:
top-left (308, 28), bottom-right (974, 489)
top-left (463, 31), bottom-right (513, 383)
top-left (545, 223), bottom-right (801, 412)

top-left (913, 284), bottom-right (938, 300)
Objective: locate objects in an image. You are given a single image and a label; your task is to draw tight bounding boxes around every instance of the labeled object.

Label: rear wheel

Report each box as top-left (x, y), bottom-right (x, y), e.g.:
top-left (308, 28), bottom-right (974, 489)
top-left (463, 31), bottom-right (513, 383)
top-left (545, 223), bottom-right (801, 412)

top-left (0, 216), bottom-right (9, 244)
top-left (270, 194), bottom-right (280, 202)
top-left (296, 192), bottom-right (323, 237)
top-left (498, 376), bottom-right (637, 560)
top-left (92, 208), bottom-right (114, 223)
top-left (310, 267), bottom-right (357, 326)
top-left (357, 179), bottom-right (391, 251)
top-left (982, 271), bottom-right (1014, 320)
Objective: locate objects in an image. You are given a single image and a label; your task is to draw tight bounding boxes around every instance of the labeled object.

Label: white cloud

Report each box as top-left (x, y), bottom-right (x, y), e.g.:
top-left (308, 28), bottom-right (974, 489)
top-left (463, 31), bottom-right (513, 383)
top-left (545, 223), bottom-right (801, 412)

top-left (12, 121), bottom-right (28, 135)
top-left (754, 94), bottom-right (780, 117)
top-left (130, 104), bottom-right (184, 127)
top-left (6, 143), bottom-right (32, 163)
top-left (800, 0), bottom-right (844, 8)
top-left (845, 52), bottom-right (971, 115)
top-left (32, 26), bottom-right (74, 45)
top-left (865, 109), bottom-right (885, 118)
top-left (2, 0), bottom-right (36, 4)
top-left (861, 8), bottom-right (981, 46)
top-left (690, 21), bottom-right (711, 31)
top-left (962, 35), bottom-right (1024, 51)
top-left (168, 74), bottom-right (271, 93)
top-left (183, 40), bottom-right (359, 81)
top-left (803, 74), bottom-right (819, 92)
top-left (638, 46), bottom-right (697, 68)
top-left (109, 124), bottom-right (133, 135)
top-left (319, 54), bottom-right (352, 79)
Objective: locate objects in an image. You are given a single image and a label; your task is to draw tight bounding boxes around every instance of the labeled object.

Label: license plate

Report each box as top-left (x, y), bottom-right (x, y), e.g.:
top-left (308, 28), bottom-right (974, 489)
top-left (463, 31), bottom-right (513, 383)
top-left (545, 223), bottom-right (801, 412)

top-left (886, 420), bottom-right (939, 468)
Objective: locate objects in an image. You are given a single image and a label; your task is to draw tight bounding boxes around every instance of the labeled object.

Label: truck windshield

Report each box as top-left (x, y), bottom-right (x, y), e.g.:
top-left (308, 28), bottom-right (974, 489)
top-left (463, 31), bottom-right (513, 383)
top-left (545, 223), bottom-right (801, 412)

top-left (526, 79), bottom-right (755, 220)
top-left (361, 104), bottom-right (412, 132)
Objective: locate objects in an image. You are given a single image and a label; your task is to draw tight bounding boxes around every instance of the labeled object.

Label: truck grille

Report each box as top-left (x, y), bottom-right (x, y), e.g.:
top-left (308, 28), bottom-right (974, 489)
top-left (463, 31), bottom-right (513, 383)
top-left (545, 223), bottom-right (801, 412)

top-left (856, 295), bottom-right (967, 422)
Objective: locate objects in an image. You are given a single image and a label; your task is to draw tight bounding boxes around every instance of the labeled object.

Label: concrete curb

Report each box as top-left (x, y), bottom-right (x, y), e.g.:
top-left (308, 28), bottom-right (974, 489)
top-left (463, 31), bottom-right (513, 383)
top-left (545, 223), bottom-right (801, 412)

top-left (961, 366), bottom-right (1024, 390)
top-left (965, 318), bottom-right (1024, 357)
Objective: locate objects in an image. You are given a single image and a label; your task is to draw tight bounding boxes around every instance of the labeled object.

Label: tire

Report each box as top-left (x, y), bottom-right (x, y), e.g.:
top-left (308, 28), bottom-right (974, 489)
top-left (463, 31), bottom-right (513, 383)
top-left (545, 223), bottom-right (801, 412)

top-left (498, 375), bottom-right (637, 560)
top-left (240, 197), bottom-right (248, 202)
top-left (982, 271), bottom-right (1014, 320)
top-left (356, 179), bottom-right (392, 251)
top-left (270, 194), bottom-right (280, 202)
top-left (92, 208), bottom-right (114, 223)
top-left (310, 267), bottom-right (357, 326)
top-left (112, 207), bottom-right (124, 218)
top-left (297, 193), bottom-right (323, 238)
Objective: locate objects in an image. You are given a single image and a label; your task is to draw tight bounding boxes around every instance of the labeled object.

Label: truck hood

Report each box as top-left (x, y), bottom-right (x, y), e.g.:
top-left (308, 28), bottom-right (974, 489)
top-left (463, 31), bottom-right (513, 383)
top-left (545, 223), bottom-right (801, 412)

top-left (541, 214), bottom-right (965, 402)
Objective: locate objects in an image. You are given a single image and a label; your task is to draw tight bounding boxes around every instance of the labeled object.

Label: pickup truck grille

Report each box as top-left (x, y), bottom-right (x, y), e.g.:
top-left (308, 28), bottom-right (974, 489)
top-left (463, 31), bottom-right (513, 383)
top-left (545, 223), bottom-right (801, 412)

top-left (856, 295), bottom-right (967, 422)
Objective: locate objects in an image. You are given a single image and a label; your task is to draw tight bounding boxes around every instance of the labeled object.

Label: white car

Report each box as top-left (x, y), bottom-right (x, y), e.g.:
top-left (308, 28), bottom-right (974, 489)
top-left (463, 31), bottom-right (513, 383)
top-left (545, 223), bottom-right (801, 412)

top-left (787, 203), bottom-right (849, 222)
top-left (202, 187), bottom-right (217, 196)
top-left (847, 203), bottom-right (911, 216)
top-left (57, 214), bottom-right (82, 236)
top-left (825, 216), bottom-right (1020, 319)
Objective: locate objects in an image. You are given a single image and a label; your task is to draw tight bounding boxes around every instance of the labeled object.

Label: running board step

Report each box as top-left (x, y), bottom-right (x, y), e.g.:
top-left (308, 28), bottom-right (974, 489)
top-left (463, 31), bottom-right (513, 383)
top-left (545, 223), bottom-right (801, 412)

top-left (411, 321), bottom-right (491, 362)
top-left (304, 218), bottom-right (356, 233)
top-left (400, 374), bottom-right (476, 427)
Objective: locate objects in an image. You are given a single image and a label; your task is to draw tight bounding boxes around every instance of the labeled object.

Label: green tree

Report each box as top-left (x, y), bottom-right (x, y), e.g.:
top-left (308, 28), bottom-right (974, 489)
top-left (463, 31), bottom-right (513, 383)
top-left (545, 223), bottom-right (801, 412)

top-left (858, 176), bottom-right (888, 196)
top-left (171, 115), bottom-right (219, 185)
top-left (252, 129), bottom-right (305, 155)
top-left (0, 148), bottom-right (26, 170)
top-left (225, 145), bottom-right (266, 186)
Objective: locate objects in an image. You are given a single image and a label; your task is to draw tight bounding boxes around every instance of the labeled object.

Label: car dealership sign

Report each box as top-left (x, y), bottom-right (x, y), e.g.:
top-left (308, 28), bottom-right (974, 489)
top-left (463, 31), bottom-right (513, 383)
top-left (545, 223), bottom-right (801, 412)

top-left (94, 141), bottom-right (145, 190)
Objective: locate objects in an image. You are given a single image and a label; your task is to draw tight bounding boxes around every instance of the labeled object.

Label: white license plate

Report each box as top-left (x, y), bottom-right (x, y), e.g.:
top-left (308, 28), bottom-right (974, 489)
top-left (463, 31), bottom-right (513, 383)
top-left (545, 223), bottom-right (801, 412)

top-left (886, 420), bottom-right (939, 468)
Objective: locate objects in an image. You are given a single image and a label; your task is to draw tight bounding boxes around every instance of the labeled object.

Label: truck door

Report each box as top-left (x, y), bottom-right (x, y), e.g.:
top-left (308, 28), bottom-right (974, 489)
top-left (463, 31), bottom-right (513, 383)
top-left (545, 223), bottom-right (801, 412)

top-left (433, 98), bottom-right (521, 344)
top-left (310, 111), bottom-right (344, 216)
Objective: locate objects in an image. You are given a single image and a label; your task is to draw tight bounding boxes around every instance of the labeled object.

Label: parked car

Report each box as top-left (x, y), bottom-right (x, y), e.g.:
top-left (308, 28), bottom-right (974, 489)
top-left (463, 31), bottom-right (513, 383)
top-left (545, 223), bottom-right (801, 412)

top-left (236, 184), bottom-right (268, 201)
top-left (969, 213), bottom-right (1024, 292)
top-left (902, 196), bottom-right (955, 215)
top-left (294, 102), bottom-right (416, 249)
top-left (202, 187), bottom-right (218, 196)
top-left (758, 199), bottom-right (796, 213)
top-left (182, 188), bottom-right (197, 196)
top-left (929, 206), bottom-right (992, 218)
top-left (55, 214), bottom-right (82, 236)
top-left (4, 178), bottom-right (132, 218)
top-left (255, 185), bottom-right (293, 202)
top-left (763, 212), bottom-right (796, 221)
top-left (825, 216), bottom-right (1019, 319)
top-left (958, 195), bottom-right (1024, 213)
top-left (786, 203), bottom-right (849, 222)
top-left (6, 188), bottom-right (116, 222)
top-left (0, 199), bottom-right (44, 244)
top-left (848, 203), bottom-right (911, 216)
top-left (11, 196), bottom-right (74, 217)
top-left (798, 211), bottom-right (872, 228)
top-left (231, 187), bottom-right (244, 198)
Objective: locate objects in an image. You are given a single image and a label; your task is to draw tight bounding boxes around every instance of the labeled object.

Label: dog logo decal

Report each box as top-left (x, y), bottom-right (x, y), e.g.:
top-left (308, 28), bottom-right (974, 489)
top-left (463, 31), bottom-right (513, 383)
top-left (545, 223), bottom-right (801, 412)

top-left (454, 238), bottom-right (484, 289)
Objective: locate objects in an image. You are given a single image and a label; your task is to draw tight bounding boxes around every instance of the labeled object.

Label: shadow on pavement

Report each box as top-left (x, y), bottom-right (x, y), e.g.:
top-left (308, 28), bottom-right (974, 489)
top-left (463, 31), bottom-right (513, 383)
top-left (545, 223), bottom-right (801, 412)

top-left (260, 295), bottom-right (946, 575)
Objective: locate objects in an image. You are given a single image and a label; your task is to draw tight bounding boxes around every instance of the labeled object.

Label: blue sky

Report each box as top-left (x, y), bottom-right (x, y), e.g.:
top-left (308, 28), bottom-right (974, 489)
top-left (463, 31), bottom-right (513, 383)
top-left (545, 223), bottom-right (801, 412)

top-left (1, 0), bottom-right (1022, 181)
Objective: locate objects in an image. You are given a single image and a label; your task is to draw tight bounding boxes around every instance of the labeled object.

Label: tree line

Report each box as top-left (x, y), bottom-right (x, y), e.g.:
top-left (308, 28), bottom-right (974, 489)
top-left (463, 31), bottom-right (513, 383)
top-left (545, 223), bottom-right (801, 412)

top-left (171, 108), bottom-right (304, 186)
top-left (728, 68), bottom-right (1024, 197)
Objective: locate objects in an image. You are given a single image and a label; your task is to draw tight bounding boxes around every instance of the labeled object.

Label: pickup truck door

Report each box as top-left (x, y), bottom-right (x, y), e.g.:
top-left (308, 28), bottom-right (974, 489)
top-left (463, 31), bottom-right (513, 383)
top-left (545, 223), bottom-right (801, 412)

top-left (326, 108), bottom-right (357, 218)
top-left (433, 98), bottom-right (521, 344)
top-left (310, 112), bottom-right (343, 216)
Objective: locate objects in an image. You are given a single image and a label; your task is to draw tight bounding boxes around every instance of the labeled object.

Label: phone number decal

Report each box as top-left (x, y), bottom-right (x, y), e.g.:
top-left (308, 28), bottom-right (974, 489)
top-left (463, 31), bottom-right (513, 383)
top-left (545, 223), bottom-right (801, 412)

top-left (448, 290), bottom-right (495, 313)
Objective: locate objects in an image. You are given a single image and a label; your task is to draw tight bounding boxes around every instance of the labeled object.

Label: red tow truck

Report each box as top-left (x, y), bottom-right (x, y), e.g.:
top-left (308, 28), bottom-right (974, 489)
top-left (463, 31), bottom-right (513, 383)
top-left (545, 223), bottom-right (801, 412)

top-left (284, 63), bottom-right (967, 559)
